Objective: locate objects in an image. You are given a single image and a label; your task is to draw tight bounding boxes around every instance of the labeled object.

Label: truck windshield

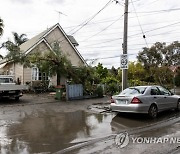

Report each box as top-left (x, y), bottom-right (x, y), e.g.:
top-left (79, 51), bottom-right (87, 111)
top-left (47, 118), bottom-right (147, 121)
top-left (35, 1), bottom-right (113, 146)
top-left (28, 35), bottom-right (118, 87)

top-left (0, 78), bottom-right (13, 83)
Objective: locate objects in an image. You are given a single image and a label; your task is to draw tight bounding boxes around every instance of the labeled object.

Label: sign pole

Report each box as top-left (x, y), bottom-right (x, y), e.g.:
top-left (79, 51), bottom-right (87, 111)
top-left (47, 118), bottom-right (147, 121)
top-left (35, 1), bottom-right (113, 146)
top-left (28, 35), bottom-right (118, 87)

top-left (122, 0), bottom-right (129, 90)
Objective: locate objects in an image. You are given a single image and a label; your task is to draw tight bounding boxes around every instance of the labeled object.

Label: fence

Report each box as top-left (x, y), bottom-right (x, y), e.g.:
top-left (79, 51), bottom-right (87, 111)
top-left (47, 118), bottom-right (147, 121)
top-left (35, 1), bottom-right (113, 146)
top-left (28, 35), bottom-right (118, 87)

top-left (66, 84), bottom-right (83, 100)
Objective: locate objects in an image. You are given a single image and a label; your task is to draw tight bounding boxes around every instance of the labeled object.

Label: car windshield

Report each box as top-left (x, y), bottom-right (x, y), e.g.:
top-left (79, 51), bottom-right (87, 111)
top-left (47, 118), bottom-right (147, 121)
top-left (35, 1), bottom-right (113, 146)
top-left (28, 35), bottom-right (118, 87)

top-left (120, 87), bottom-right (147, 95)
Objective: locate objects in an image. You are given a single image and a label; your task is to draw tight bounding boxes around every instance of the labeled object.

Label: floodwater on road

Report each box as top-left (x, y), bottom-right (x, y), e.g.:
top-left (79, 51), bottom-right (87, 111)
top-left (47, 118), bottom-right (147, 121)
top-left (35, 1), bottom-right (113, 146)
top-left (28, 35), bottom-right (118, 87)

top-left (0, 109), bottom-right (116, 154)
top-left (0, 105), bottom-right (180, 154)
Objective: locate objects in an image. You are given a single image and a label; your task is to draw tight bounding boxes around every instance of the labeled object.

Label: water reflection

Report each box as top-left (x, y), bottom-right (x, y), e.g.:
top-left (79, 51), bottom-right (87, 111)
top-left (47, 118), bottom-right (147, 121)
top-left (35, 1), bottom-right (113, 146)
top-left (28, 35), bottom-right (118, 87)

top-left (1, 110), bottom-right (115, 154)
top-left (111, 110), bottom-right (180, 132)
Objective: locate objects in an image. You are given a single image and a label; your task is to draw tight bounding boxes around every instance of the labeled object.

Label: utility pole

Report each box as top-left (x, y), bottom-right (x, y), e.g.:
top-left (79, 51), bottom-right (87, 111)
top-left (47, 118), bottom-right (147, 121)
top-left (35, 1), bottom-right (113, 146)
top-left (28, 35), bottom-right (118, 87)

top-left (122, 0), bottom-right (129, 90)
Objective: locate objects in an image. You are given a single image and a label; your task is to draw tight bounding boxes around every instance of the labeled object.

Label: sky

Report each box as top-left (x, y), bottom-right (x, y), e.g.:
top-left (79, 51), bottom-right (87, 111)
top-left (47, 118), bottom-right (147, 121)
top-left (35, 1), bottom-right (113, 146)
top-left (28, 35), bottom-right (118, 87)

top-left (0, 0), bottom-right (180, 68)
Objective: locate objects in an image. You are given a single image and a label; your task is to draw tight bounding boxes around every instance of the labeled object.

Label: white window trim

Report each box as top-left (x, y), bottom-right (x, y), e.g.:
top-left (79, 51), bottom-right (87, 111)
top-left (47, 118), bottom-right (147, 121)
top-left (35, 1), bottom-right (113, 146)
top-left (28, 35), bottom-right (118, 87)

top-left (32, 67), bottom-right (39, 81)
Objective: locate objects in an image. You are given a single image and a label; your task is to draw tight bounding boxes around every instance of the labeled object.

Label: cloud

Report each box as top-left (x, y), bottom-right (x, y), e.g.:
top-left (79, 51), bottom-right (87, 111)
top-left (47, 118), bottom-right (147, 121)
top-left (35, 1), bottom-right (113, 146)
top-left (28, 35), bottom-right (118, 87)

top-left (46, 0), bottom-right (66, 5)
top-left (8, 0), bottom-right (33, 4)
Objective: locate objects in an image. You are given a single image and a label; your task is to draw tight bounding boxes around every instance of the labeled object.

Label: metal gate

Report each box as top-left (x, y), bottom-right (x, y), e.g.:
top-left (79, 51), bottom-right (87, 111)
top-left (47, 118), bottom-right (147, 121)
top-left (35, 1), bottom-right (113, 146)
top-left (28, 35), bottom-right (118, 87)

top-left (66, 84), bottom-right (83, 100)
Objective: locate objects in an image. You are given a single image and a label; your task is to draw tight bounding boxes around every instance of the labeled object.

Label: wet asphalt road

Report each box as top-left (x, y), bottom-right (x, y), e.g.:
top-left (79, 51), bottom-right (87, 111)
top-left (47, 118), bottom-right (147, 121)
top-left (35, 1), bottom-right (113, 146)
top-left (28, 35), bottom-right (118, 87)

top-left (0, 94), bottom-right (180, 154)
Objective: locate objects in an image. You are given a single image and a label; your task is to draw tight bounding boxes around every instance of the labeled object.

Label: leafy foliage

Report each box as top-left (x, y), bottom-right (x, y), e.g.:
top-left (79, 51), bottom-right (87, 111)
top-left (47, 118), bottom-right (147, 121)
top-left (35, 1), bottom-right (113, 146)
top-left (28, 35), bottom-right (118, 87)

top-left (94, 86), bottom-right (103, 98)
top-left (175, 67), bottom-right (180, 86)
top-left (137, 41), bottom-right (180, 67)
top-left (29, 42), bottom-right (72, 85)
top-left (137, 41), bottom-right (180, 87)
top-left (2, 32), bottom-right (28, 64)
top-left (0, 18), bottom-right (3, 37)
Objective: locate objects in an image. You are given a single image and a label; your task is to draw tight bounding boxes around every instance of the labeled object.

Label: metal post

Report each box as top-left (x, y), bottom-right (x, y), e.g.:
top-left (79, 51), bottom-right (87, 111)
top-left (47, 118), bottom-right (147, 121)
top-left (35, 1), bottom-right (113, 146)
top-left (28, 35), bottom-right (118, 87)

top-left (122, 0), bottom-right (129, 90)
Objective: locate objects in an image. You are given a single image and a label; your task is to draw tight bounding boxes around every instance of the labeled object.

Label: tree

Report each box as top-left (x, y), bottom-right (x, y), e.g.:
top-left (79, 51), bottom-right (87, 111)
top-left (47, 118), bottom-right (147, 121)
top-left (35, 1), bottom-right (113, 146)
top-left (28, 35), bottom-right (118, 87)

top-left (0, 17), bottom-right (3, 37)
top-left (12, 32), bottom-right (28, 46)
top-left (137, 41), bottom-right (180, 86)
top-left (128, 62), bottom-right (146, 81)
top-left (175, 67), bottom-right (180, 86)
top-left (2, 32), bottom-right (28, 63)
top-left (152, 66), bottom-right (173, 85)
top-left (137, 41), bottom-right (180, 67)
top-left (94, 63), bottom-right (108, 82)
top-left (162, 41), bottom-right (180, 66)
top-left (109, 66), bottom-right (118, 77)
top-left (137, 42), bottom-right (165, 69)
top-left (29, 42), bottom-right (72, 85)
top-left (2, 32), bottom-right (28, 48)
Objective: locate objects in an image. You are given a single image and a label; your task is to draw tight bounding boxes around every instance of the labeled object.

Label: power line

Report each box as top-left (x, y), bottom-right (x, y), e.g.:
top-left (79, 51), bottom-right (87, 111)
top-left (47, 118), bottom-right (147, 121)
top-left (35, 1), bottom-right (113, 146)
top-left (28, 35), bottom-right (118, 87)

top-left (128, 21), bottom-right (180, 38)
top-left (79, 30), bottom-right (180, 48)
top-left (68, 0), bottom-right (112, 35)
top-left (130, 7), bottom-right (180, 14)
top-left (86, 53), bottom-right (138, 61)
top-left (80, 15), bottom-right (124, 42)
top-left (131, 0), bottom-right (149, 47)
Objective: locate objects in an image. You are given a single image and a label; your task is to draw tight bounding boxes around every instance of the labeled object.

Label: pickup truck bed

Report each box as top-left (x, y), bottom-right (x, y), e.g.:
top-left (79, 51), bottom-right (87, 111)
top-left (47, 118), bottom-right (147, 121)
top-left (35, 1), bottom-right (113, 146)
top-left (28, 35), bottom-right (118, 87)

top-left (0, 85), bottom-right (28, 91)
top-left (0, 75), bottom-right (28, 100)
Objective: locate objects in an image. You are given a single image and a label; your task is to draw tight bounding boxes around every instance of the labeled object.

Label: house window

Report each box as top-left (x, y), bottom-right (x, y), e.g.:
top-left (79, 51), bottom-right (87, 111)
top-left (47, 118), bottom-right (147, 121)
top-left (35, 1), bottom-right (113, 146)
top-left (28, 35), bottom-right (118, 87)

top-left (32, 67), bottom-right (39, 81)
top-left (32, 67), bottom-right (48, 81)
top-left (9, 68), bottom-right (14, 75)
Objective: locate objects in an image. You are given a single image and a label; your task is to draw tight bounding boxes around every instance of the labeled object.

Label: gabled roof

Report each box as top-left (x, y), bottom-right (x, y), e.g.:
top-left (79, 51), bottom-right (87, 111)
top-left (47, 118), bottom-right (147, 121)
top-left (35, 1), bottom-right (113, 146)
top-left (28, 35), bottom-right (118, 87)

top-left (0, 23), bottom-right (87, 65)
top-left (19, 27), bottom-right (51, 54)
top-left (22, 23), bottom-right (86, 65)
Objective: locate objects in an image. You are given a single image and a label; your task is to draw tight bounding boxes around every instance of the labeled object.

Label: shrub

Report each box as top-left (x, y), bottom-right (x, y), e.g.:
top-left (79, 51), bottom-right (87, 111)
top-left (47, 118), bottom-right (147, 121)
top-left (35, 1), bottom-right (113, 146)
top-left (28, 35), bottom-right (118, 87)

top-left (94, 86), bottom-right (103, 98)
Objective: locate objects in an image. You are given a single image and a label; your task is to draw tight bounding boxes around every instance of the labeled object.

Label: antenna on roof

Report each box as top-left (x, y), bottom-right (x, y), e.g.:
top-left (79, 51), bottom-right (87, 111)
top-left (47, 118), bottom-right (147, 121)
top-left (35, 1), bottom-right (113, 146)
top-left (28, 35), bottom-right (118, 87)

top-left (55, 10), bottom-right (67, 23)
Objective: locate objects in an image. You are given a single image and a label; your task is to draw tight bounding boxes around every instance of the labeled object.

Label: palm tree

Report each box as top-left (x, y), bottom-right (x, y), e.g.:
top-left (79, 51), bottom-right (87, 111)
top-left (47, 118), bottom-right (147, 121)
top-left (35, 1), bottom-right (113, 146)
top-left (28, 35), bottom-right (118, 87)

top-left (2, 32), bottom-right (28, 62)
top-left (0, 18), bottom-right (4, 37)
top-left (12, 32), bottom-right (28, 46)
top-left (2, 32), bottom-right (28, 49)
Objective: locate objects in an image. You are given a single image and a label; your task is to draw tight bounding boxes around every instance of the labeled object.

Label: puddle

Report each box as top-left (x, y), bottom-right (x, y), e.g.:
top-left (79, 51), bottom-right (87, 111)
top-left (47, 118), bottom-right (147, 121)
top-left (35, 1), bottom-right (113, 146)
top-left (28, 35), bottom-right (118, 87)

top-left (0, 108), bottom-right (179, 154)
top-left (0, 110), bottom-right (116, 154)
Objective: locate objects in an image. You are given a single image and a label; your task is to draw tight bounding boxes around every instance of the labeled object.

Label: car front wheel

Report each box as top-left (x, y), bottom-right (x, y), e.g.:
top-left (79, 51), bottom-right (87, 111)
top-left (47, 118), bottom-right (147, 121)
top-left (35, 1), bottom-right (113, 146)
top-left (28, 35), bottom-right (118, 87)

top-left (148, 104), bottom-right (158, 118)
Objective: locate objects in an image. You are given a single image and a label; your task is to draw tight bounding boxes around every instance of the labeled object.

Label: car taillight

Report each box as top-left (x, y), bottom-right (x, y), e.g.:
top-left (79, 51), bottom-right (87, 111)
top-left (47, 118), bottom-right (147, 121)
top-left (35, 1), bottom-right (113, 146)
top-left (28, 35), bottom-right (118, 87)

top-left (111, 96), bottom-right (115, 103)
top-left (131, 97), bottom-right (142, 104)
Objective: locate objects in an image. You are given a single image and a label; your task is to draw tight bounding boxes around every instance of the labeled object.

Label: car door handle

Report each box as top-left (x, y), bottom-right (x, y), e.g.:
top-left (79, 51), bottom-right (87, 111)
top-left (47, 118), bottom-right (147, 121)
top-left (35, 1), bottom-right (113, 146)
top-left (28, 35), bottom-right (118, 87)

top-left (164, 97), bottom-right (167, 98)
top-left (154, 96), bottom-right (157, 98)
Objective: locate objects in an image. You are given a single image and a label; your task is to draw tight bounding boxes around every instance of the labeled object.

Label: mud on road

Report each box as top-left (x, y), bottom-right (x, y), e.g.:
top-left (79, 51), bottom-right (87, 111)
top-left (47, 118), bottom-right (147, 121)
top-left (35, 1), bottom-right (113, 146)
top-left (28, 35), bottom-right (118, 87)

top-left (0, 93), bottom-right (180, 154)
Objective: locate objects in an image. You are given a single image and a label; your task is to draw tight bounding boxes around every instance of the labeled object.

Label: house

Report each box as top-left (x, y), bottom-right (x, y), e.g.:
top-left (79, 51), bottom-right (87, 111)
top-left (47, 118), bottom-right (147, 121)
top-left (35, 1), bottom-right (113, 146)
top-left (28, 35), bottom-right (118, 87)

top-left (0, 23), bottom-right (87, 86)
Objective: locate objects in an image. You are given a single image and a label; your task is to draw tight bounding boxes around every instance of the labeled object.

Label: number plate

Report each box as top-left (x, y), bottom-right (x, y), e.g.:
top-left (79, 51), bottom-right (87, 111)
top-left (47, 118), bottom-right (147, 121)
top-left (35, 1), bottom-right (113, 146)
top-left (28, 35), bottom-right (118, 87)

top-left (117, 100), bottom-right (127, 104)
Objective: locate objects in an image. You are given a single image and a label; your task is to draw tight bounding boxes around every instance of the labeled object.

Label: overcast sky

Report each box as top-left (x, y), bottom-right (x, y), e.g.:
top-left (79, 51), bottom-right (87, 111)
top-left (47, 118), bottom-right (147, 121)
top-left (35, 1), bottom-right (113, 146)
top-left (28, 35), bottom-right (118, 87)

top-left (0, 0), bottom-right (180, 68)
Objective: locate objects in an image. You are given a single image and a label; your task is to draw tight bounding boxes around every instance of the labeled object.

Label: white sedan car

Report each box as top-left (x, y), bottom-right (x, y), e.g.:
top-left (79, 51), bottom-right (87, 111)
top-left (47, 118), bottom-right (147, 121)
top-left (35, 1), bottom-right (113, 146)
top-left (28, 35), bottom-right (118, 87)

top-left (110, 85), bottom-right (180, 118)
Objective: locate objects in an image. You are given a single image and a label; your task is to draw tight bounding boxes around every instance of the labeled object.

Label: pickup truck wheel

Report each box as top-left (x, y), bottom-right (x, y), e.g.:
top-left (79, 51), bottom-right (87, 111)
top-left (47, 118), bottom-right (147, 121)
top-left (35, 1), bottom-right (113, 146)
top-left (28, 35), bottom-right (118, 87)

top-left (15, 97), bottom-right (19, 101)
top-left (176, 100), bottom-right (180, 111)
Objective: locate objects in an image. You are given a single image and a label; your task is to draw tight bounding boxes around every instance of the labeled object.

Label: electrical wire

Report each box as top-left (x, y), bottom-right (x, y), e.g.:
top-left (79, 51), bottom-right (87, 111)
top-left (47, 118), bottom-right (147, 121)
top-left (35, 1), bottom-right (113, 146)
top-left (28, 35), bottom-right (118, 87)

top-left (128, 21), bottom-right (180, 38)
top-left (80, 15), bottom-right (124, 42)
top-left (130, 7), bottom-right (180, 14)
top-left (68, 0), bottom-right (113, 35)
top-left (131, 0), bottom-right (149, 47)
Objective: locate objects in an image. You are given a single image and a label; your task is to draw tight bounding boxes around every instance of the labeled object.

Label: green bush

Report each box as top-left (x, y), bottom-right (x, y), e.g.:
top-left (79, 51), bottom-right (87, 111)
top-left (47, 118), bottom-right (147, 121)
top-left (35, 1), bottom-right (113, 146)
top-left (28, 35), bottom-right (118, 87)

top-left (175, 74), bottom-right (180, 87)
top-left (107, 82), bottom-right (119, 95)
top-left (94, 86), bottom-right (104, 98)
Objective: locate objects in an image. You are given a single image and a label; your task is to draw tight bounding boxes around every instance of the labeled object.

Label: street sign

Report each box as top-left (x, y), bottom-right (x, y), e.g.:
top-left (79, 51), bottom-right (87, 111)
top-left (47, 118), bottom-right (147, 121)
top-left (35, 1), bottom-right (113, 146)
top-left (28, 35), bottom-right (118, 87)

top-left (120, 54), bottom-right (128, 69)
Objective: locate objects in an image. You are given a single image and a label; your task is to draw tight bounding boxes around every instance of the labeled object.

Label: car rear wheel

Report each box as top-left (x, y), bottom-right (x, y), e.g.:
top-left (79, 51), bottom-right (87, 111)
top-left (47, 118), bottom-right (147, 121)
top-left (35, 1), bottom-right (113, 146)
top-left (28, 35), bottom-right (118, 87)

top-left (148, 105), bottom-right (158, 118)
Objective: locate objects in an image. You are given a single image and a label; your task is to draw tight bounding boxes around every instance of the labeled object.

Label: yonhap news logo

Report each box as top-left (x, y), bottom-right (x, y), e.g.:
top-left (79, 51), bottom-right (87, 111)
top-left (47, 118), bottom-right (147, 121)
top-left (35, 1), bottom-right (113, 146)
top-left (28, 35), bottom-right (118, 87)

top-left (115, 132), bottom-right (129, 148)
top-left (115, 132), bottom-right (180, 148)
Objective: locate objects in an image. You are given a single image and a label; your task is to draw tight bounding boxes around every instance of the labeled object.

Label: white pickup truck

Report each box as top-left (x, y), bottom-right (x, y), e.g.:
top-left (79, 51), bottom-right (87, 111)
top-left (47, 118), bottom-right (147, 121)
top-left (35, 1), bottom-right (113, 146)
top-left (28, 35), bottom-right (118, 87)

top-left (0, 75), bottom-right (28, 100)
